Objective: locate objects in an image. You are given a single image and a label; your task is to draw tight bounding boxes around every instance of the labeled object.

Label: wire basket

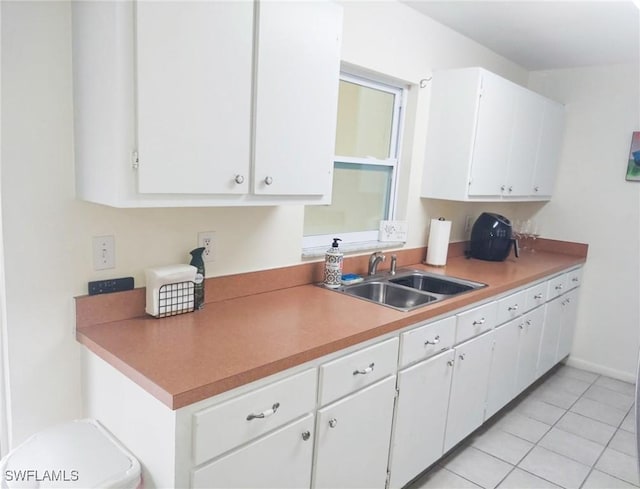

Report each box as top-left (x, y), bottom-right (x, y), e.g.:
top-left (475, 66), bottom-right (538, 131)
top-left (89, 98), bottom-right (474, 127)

top-left (156, 281), bottom-right (195, 318)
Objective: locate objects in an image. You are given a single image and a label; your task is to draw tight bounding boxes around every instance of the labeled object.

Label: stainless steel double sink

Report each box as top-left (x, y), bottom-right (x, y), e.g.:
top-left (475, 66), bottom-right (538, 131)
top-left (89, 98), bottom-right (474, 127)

top-left (331, 269), bottom-right (486, 312)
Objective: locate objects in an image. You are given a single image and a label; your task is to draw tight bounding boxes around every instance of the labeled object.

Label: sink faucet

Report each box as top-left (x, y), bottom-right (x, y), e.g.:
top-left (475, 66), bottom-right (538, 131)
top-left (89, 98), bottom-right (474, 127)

top-left (390, 254), bottom-right (397, 275)
top-left (368, 252), bottom-right (386, 275)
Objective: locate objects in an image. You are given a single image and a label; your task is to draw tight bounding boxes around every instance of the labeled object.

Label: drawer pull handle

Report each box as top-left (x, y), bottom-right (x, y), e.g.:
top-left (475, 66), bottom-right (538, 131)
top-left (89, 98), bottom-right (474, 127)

top-left (572, 277), bottom-right (579, 282)
top-left (519, 323), bottom-right (525, 329)
top-left (447, 360), bottom-right (454, 367)
top-left (526, 319), bottom-right (532, 326)
top-left (459, 353), bottom-right (466, 361)
top-left (508, 305), bottom-right (519, 311)
top-left (329, 418), bottom-right (338, 428)
top-left (301, 430), bottom-right (311, 441)
top-left (425, 335), bottom-right (440, 346)
top-left (246, 402), bottom-right (280, 421)
top-left (534, 293), bottom-right (543, 299)
top-left (472, 318), bottom-right (486, 326)
top-left (353, 363), bottom-right (375, 376)
top-left (555, 284), bottom-right (563, 290)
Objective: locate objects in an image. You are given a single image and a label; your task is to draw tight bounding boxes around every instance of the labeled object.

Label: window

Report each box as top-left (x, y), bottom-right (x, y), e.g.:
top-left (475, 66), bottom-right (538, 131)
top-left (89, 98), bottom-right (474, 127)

top-left (303, 73), bottom-right (404, 249)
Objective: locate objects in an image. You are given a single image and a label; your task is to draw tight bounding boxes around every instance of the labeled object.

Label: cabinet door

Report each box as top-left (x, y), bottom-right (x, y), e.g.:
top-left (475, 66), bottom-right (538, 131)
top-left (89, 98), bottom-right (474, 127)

top-left (505, 89), bottom-right (545, 197)
top-left (254, 1), bottom-right (341, 196)
top-left (468, 72), bottom-right (516, 197)
top-left (515, 306), bottom-right (545, 393)
top-left (192, 414), bottom-right (314, 489)
top-left (136, 2), bottom-right (253, 194)
top-left (444, 331), bottom-right (494, 452)
top-left (485, 320), bottom-right (520, 419)
top-left (389, 351), bottom-right (455, 489)
top-left (532, 100), bottom-right (565, 197)
top-left (313, 376), bottom-right (396, 489)
top-left (556, 288), bottom-right (580, 361)
top-left (538, 298), bottom-right (562, 376)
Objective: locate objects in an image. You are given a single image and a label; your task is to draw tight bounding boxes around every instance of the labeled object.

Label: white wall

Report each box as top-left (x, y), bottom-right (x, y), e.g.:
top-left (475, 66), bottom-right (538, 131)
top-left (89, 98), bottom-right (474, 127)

top-left (529, 64), bottom-right (640, 381)
top-left (2, 0), bottom-right (625, 448)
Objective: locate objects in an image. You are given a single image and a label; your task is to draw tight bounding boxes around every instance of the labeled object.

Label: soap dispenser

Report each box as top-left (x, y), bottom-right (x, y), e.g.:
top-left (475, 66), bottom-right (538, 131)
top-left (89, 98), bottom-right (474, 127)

top-left (189, 247), bottom-right (205, 309)
top-left (324, 238), bottom-right (343, 289)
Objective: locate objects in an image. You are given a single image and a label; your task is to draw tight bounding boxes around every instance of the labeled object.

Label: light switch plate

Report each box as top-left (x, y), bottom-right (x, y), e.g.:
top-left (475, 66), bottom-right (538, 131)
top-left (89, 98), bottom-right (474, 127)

top-left (379, 220), bottom-right (408, 242)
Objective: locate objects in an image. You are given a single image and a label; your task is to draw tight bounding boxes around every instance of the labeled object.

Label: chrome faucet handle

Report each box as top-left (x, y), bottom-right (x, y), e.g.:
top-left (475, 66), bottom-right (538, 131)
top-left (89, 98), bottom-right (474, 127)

top-left (390, 254), bottom-right (397, 275)
top-left (368, 251), bottom-right (386, 275)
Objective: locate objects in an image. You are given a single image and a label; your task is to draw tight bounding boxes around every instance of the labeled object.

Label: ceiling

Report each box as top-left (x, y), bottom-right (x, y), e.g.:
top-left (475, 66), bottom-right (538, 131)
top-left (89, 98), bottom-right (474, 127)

top-left (401, 1), bottom-right (640, 70)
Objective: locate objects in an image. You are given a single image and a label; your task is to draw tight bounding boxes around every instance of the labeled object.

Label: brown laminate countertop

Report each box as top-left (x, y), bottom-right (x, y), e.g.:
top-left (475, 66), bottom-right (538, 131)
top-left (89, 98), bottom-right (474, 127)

top-left (76, 246), bottom-right (586, 410)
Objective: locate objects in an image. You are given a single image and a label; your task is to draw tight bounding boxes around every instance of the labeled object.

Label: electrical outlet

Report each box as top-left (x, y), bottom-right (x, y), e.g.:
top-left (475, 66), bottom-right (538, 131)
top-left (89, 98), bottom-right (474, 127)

top-left (464, 215), bottom-right (473, 234)
top-left (92, 235), bottom-right (115, 270)
top-left (198, 231), bottom-right (216, 263)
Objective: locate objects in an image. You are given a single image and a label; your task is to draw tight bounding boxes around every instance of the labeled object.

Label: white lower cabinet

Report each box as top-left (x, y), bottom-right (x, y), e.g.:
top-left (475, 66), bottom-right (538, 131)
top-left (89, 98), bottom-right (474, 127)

top-left (538, 296), bottom-right (563, 376)
top-left (84, 268), bottom-right (584, 488)
top-left (192, 414), bottom-right (315, 489)
top-left (515, 306), bottom-right (545, 394)
top-left (485, 319), bottom-right (520, 419)
top-left (313, 376), bottom-right (397, 489)
top-left (443, 331), bottom-right (495, 452)
top-left (389, 350), bottom-right (455, 489)
top-left (556, 288), bottom-right (580, 362)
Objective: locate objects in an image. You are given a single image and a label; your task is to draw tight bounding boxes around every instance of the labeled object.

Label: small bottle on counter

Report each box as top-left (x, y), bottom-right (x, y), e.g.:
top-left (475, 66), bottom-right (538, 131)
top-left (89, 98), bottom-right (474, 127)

top-left (324, 238), bottom-right (343, 289)
top-left (189, 247), bottom-right (205, 309)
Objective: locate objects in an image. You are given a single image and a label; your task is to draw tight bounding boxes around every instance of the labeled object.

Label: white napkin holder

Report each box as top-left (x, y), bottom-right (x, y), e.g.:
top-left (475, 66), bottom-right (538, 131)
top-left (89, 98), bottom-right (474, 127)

top-left (145, 264), bottom-right (197, 318)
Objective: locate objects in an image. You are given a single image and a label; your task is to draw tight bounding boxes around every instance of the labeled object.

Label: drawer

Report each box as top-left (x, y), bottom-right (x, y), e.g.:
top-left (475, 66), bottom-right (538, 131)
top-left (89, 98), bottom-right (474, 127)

top-left (456, 301), bottom-right (497, 343)
top-left (192, 414), bottom-right (315, 489)
top-left (399, 316), bottom-right (456, 368)
top-left (319, 337), bottom-right (399, 406)
top-left (496, 290), bottom-right (527, 325)
top-left (547, 274), bottom-right (567, 298)
top-left (566, 267), bottom-right (583, 290)
top-left (193, 368), bottom-right (316, 465)
top-left (525, 282), bottom-right (548, 311)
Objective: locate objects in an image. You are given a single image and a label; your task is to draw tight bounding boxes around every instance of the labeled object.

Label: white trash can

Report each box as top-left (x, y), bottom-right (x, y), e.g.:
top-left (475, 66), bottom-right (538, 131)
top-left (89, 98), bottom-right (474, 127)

top-left (0, 419), bottom-right (141, 488)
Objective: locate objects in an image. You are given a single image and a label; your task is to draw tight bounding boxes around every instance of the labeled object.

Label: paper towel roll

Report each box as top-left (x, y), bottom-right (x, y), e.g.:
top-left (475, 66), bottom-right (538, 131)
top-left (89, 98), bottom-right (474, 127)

top-left (426, 218), bottom-right (452, 266)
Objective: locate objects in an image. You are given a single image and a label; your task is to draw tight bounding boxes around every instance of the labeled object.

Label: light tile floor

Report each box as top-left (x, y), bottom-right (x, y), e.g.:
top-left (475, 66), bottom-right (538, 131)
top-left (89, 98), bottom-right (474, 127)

top-left (407, 364), bottom-right (638, 489)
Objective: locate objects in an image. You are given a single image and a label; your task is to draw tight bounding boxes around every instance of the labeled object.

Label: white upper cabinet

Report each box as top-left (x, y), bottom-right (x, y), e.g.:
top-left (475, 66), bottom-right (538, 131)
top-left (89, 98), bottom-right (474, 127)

top-left (421, 67), bottom-right (565, 202)
top-left (254, 1), bottom-right (341, 196)
top-left (72, 0), bottom-right (342, 207)
top-left (136, 1), bottom-right (253, 195)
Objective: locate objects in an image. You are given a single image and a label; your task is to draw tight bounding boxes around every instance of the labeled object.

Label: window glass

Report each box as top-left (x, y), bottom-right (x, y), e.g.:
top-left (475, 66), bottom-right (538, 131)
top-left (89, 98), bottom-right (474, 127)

top-left (303, 73), bottom-right (403, 249)
top-left (335, 81), bottom-right (395, 159)
top-left (303, 163), bottom-right (393, 236)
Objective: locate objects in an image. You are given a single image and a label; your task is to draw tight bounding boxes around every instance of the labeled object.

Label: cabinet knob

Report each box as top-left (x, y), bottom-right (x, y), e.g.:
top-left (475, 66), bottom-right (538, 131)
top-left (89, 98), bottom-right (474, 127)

top-left (447, 360), bottom-right (454, 367)
top-left (234, 174), bottom-right (245, 184)
top-left (329, 418), bottom-right (338, 428)
top-left (264, 176), bottom-right (274, 185)
top-left (246, 402), bottom-right (280, 421)
top-left (353, 363), bottom-right (375, 376)
top-left (424, 335), bottom-right (440, 346)
top-left (459, 353), bottom-right (466, 361)
top-left (526, 319), bottom-right (532, 326)
top-left (500, 185), bottom-right (506, 192)
top-left (508, 185), bottom-right (513, 192)
top-left (518, 323), bottom-right (525, 330)
top-left (301, 430), bottom-right (311, 441)
top-left (534, 186), bottom-right (540, 192)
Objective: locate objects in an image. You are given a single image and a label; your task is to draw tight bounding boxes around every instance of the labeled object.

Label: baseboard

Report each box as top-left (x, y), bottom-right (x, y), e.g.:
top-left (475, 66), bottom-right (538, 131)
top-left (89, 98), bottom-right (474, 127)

top-left (564, 356), bottom-right (636, 384)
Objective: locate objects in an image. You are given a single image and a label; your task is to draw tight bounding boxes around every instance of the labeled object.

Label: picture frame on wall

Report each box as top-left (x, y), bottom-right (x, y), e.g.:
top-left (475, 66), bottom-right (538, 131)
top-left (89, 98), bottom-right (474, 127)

top-left (625, 131), bottom-right (640, 181)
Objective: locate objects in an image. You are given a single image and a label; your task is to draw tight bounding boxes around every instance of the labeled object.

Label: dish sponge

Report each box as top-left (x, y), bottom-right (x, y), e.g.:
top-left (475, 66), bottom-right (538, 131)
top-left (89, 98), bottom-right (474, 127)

top-left (341, 273), bottom-right (363, 285)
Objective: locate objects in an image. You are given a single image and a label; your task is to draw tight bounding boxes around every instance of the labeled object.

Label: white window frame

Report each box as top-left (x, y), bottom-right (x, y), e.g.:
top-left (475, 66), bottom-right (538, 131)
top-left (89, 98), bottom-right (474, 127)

top-left (303, 73), bottom-right (405, 250)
